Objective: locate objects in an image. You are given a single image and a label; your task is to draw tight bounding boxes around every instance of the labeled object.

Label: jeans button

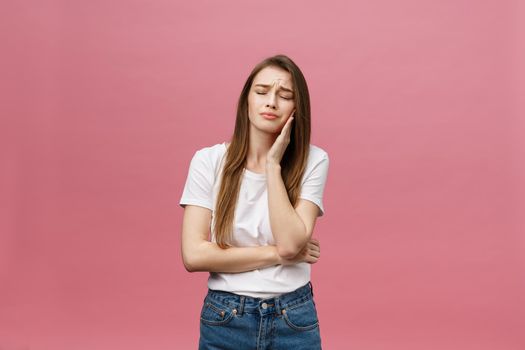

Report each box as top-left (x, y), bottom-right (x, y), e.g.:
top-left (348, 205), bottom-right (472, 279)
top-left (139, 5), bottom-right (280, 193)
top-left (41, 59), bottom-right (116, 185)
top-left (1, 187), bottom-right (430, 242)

top-left (261, 302), bottom-right (268, 309)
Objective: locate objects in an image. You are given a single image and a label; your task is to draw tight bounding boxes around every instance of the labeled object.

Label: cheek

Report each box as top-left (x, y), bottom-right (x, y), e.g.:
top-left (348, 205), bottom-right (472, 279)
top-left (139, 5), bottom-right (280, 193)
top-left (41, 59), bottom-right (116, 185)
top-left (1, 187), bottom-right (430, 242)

top-left (280, 117), bottom-right (290, 127)
top-left (248, 96), bottom-right (259, 110)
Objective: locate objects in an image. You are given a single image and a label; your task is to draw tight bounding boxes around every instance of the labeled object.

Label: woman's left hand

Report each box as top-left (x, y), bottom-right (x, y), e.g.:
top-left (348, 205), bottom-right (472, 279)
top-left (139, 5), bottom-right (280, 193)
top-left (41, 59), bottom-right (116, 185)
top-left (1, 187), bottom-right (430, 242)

top-left (279, 238), bottom-right (320, 266)
top-left (266, 113), bottom-right (294, 166)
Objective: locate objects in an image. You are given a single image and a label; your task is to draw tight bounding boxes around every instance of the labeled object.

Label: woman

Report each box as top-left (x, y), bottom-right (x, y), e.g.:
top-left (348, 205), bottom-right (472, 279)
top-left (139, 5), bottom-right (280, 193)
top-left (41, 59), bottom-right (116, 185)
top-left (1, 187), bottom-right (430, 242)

top-left (180, 54), bottom-right (329, 350)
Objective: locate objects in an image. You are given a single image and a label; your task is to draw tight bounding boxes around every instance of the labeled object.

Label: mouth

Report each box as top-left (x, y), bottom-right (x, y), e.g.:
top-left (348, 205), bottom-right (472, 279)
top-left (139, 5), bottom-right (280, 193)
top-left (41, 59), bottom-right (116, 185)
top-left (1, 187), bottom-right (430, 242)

top-left (261, 112), bottom-right (278, 120)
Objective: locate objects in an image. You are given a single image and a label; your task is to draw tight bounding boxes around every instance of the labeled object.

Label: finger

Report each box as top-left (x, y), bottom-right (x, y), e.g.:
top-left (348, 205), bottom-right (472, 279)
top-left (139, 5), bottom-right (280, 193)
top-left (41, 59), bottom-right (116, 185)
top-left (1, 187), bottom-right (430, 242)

top-left (283, 116), bottom-right (294, 134)
top-left (308, 241), bottom-right (319, 248)
top-left (310, 250), bottom-right (320, 258)
top-left (308, 242), bottom-right (319, 251)
top-left (307, 255), bottom-right (319, 264)
top-left (287, 116), bottom-right (294, 129)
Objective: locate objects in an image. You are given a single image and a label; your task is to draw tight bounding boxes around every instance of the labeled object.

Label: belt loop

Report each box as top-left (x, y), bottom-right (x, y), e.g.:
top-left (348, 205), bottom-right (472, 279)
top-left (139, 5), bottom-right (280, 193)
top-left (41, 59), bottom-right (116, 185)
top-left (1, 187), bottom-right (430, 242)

top-left (275, 296), bottom-right (282, 315)
top-left (238, 295), bottom-right (245, 315)
top-left (309, 281), bottom-right (314, 297)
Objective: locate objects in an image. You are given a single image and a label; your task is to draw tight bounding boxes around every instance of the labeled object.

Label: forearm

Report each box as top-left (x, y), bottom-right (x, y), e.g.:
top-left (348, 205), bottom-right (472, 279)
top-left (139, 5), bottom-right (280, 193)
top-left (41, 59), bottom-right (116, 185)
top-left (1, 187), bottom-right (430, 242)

top-left (188, 241), bottom-right (282, 273)
top-left (266, 163), bottom-right (308, 258)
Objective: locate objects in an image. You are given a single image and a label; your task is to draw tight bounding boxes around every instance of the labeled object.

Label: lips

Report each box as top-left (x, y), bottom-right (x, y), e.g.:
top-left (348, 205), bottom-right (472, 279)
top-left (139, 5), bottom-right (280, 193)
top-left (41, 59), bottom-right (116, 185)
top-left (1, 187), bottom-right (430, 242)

top-left (261, 112), bottom-right (278, 120)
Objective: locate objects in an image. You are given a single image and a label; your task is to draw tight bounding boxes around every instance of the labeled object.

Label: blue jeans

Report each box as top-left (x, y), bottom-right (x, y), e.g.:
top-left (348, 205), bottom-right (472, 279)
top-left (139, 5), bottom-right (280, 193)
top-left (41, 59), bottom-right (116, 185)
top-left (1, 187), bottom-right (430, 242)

top-left (199, 281), bottom-right (322, 350)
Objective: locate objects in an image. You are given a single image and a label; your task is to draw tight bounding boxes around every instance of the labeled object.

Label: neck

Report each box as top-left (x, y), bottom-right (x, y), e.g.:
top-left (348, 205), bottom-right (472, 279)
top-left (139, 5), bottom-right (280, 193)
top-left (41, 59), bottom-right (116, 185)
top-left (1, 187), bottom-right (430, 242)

top-left (247, 124), bottom-right (278, 168)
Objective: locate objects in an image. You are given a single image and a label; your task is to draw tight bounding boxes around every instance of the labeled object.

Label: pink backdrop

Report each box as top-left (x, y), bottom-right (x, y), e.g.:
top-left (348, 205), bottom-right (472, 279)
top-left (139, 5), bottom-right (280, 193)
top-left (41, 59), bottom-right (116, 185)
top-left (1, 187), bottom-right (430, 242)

top-left (1, 1), bottom-right (524, 349)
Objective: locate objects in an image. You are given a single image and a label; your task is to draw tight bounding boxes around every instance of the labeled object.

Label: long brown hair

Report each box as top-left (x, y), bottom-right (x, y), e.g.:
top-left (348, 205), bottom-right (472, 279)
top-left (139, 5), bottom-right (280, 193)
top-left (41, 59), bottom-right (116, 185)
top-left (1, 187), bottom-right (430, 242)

top-left (213, 54), bottom-right (311, 248)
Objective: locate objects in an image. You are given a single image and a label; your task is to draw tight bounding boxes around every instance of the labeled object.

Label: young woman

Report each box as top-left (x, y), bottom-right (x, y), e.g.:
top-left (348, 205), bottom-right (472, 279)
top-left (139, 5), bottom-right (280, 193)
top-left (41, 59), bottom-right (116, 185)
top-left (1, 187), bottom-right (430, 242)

top-left (180, 54), bottom-right (329, 350)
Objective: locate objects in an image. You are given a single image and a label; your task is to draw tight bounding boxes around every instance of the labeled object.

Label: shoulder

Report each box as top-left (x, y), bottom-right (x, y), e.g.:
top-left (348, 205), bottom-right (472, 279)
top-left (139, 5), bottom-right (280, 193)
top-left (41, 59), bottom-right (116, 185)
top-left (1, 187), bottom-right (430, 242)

top-left (299, 144), bottom-right (329, 184)
top-left (307, 144), bottom-right (329, 165)
top-left (190, 142), bottom-right (228, 174)
top-left (193, 142), bottom-right (227, 160)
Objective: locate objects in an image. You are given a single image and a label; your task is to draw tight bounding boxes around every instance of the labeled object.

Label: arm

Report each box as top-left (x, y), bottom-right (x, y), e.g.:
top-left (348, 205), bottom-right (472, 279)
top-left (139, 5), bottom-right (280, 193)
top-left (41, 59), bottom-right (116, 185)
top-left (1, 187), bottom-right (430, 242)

top-left (265, 116), bottom-right (326, 259)
top-left (266, 163), bottom-right (320, 259)
top-left (181, 204), bottom-right (282, 273)
top-left (181, 204), bottom-right (321, 273)
top-left (264, 116), bottom-right (308, 259)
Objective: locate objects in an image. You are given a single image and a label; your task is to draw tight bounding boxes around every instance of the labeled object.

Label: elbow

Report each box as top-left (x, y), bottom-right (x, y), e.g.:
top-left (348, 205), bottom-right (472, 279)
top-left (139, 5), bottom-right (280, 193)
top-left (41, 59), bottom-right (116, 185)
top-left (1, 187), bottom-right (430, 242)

top-left (183, 258), bottom-right (195, 272)
top-left (277, 245), bottom-right (301, 260)
top-left (276, 227), bottom-right (310, 259)
top-left (182, 240), bottom-right (211, 272)
top-left (277, 235), bottom-right (312, 260)
top-left (182, 255), bottom-right (199, 272)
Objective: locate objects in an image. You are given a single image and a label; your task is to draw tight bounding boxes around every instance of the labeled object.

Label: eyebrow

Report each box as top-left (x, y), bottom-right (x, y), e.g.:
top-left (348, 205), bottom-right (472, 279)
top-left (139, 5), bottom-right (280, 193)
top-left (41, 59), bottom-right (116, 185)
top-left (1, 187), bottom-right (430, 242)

top-left (254, 84), bottom-right (294, 94)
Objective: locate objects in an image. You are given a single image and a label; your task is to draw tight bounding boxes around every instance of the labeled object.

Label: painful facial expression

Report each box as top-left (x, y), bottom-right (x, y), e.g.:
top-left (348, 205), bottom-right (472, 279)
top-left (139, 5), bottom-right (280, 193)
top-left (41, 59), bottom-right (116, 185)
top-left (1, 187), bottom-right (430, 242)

top-left (247, 66), bottom-right (296, 134)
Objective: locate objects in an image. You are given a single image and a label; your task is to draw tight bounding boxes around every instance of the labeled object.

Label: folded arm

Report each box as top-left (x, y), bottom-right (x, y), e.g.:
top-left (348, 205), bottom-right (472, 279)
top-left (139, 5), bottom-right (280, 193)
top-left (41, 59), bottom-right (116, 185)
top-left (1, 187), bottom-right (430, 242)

top-left (181, 205), bottom-right (320, 273)
top-left (266, 163), bottom-right (320, 259)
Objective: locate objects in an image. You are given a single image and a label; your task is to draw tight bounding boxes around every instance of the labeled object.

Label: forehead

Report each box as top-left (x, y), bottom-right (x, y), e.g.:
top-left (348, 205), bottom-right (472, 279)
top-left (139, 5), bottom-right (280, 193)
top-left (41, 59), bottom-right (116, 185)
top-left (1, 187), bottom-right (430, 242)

top-left (253, 66), bottom-right (293, 88)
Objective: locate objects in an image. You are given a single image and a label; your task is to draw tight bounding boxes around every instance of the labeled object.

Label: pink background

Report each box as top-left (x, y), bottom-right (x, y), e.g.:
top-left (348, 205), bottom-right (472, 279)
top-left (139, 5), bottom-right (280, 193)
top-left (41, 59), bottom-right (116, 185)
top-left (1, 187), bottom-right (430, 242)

top-left (1, 1), bottom-right (524, 349)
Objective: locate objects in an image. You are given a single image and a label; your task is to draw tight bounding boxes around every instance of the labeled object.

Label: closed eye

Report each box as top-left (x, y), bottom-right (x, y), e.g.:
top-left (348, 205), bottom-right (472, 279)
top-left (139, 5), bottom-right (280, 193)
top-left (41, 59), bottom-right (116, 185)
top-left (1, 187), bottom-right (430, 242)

top-left (256, 92), bottom-right (293, 100)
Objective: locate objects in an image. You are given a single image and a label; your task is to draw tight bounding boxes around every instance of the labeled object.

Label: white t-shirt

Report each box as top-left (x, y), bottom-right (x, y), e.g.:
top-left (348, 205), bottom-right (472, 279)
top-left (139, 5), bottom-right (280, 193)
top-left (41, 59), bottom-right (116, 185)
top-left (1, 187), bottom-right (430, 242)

top-left (179, 141), bottom-right (329, 298)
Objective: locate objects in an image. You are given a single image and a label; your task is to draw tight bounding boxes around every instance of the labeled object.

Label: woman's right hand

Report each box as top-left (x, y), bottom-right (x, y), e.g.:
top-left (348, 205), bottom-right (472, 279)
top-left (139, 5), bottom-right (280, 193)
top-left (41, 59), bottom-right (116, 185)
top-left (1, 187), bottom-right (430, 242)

top-left (279, 238), bottom-right (320, 266)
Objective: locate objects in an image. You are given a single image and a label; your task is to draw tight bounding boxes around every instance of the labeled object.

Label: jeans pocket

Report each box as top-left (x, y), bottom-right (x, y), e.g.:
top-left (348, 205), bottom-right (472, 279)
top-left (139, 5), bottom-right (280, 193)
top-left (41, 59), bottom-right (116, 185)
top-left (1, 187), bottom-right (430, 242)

top-left (282, 298), bottom-right (319, 331)
top-left (200, 297), bottom-right (235, 326)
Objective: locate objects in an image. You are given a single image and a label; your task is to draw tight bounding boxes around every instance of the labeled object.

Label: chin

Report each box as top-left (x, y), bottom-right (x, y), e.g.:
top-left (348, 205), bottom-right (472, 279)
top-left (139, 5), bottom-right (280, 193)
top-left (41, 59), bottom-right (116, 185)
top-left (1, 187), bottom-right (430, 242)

top-left (252, 122), bottom-right (280, 134)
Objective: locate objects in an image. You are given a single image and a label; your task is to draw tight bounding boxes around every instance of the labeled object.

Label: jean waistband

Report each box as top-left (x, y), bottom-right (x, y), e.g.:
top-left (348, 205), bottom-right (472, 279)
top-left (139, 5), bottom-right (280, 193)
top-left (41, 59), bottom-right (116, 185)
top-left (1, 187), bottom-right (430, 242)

top-left (205, 281), bottom-right (315, 316)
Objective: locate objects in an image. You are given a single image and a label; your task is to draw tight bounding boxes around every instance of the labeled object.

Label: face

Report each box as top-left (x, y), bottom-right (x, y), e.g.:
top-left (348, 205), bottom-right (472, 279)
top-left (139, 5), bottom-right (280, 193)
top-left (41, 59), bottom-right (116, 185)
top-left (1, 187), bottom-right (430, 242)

top-left (247, 66), bottom-right (296, 134)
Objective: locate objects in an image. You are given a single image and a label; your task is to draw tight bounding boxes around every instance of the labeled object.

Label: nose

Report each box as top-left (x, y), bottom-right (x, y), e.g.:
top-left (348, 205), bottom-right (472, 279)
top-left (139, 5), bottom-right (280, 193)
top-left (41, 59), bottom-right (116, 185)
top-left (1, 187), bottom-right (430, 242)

top-left (265, 92), bottom-right (277, 109)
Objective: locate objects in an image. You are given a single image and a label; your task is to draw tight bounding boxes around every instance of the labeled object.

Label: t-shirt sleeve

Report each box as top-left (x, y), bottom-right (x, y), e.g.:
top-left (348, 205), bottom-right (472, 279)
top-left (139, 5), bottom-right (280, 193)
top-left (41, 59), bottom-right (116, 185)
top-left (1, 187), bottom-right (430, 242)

top-left (179, 150), bottom-right (214, 211)
top-left (299, 152), bottom-right (330, 217)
